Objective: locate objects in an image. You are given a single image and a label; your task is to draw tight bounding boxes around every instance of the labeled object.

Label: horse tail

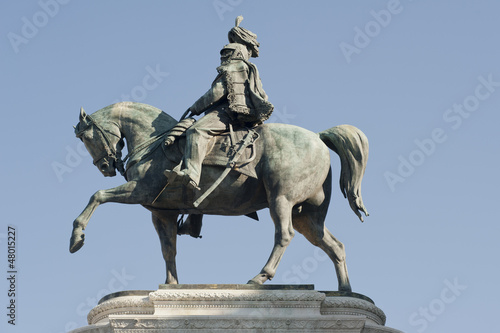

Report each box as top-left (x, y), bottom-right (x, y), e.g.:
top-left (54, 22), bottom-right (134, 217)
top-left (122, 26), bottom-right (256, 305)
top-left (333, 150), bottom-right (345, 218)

top-left (318, 125), bottom-right (369, 222)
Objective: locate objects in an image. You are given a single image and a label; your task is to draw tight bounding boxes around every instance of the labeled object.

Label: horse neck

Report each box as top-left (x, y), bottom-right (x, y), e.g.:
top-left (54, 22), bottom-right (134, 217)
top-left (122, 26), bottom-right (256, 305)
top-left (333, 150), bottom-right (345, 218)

top-left (115, 102), bottom-right (177, 152)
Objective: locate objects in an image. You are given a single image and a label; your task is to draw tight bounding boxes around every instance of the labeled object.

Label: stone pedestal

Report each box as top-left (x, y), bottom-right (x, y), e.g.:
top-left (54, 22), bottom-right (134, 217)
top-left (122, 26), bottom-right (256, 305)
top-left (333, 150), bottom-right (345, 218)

top-left (70, 285), bottom-right (403, 333)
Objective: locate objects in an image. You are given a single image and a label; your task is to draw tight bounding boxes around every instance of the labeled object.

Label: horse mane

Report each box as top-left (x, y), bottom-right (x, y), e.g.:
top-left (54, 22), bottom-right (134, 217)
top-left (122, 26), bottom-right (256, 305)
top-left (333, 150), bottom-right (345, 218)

top-left (78, 102), bottom-right (178, 135)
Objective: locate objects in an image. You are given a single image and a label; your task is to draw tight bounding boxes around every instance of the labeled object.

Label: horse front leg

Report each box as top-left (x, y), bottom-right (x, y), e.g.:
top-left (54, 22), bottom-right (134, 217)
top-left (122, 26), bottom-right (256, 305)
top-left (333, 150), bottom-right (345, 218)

top-left (151, 212), bottom-right (179, 284)
top-left (70, 181), bottom-right (139, 253)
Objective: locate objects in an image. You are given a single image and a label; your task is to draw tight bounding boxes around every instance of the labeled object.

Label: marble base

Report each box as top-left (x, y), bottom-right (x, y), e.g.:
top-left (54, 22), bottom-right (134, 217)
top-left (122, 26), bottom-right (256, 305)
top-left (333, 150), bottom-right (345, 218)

top-left (69, 285), bottom-right (403, 333)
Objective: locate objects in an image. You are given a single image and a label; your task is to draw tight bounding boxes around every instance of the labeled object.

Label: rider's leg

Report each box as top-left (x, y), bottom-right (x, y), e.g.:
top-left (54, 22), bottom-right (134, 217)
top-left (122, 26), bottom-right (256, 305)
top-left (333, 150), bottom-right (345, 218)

top-left (181, 110), bottom-right (229, 186)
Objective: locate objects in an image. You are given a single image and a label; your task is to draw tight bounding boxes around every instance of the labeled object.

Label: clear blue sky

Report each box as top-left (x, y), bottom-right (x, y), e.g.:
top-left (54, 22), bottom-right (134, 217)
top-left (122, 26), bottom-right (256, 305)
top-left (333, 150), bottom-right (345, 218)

top-left (1, 1), bottom-right (499, 332)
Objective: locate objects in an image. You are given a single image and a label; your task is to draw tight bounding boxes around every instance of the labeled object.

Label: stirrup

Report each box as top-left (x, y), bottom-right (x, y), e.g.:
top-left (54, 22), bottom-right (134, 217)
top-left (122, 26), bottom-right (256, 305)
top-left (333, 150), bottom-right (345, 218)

top-left (187, 179), bottom-right (201, 192)
top-left (164, 169), bottom-right (200, 191)
top-left (164, 169), bottom-right (182, 182)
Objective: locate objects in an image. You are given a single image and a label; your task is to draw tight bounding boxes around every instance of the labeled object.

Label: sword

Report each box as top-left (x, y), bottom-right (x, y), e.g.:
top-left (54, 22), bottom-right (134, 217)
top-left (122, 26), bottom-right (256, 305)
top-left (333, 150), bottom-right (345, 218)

top-left (193, 130), bottom-right (259, 208)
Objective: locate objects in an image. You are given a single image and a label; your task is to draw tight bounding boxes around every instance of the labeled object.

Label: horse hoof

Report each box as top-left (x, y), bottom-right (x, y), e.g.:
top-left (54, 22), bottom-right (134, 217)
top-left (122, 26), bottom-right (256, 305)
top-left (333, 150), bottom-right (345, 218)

top-left (247, 279), bottom-right (260, 285)
top-left (339, 285), bottom-right (352, 293)
top-left (247, 273), bottom-right (268, 285)
top-left (69, 231), bottom-right (85, 253)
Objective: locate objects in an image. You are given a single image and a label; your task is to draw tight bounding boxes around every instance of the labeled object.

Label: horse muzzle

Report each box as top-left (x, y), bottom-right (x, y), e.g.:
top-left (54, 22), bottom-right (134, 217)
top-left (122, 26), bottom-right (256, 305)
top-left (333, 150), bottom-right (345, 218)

top-left (96, 157), bottom-right (117, 177)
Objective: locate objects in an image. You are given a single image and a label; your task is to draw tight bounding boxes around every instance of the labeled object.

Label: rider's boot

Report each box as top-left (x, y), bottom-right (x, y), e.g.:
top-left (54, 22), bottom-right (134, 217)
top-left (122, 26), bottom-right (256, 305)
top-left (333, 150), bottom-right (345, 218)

top-left (164, 169), bottom-right (201, 191)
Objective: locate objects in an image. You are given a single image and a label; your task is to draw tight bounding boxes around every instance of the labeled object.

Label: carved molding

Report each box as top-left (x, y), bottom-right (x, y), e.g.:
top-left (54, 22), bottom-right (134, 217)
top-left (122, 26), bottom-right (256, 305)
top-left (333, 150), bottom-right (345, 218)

top-left (149, 290), bottom-right (326, 302)
top-left (87, 296), bottom-right (154, 325)
top-left (110, 317), bottom-right (365, 330)
top-left (154, 303), bottom-right (319, 309)
top-left (321, 296), bottom-right (386, 325)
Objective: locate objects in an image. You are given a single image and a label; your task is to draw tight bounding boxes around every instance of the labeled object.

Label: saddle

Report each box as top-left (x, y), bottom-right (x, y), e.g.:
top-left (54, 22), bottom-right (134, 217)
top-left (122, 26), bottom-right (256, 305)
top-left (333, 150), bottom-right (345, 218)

top-left (162, 119), bottom-right (259, 179)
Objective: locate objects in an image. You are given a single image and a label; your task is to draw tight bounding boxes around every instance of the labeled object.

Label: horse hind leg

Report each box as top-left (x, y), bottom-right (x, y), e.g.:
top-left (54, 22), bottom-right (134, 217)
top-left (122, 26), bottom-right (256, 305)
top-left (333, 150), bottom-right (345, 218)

top-left (292, 205), bottom-right (352, 292)
top-left (248, 196), bottom-right (294, 284)
top-left (319, 226), bottom-right (351, 292)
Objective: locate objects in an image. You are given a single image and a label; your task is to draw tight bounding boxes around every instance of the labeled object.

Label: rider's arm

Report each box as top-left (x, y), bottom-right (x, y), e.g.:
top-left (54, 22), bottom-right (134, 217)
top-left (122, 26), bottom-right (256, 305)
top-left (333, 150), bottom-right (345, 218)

top-left (190, 74), bottom-right (227, 115)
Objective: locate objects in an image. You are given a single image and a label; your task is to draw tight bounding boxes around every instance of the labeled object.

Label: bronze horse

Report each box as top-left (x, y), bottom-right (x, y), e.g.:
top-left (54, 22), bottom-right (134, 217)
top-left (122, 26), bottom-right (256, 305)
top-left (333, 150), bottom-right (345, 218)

top-left (70, 101), bottom-right (369, 291)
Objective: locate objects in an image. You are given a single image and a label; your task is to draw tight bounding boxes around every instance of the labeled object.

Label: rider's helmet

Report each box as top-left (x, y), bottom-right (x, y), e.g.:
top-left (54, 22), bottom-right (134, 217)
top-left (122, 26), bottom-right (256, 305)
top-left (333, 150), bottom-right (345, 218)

top-left (227, 16), bottom-right (260, 58)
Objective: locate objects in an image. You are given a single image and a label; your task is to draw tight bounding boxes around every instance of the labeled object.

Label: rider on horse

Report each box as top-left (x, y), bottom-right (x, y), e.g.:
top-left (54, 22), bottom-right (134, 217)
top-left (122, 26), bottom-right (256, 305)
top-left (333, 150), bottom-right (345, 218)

top-left (164, 16), bottom-right (274, 192)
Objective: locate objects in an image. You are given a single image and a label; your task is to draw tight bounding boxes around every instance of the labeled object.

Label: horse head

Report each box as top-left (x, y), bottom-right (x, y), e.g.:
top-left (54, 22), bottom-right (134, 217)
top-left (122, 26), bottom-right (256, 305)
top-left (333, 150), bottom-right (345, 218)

top-left (75, 107), bottom-right (124, 177)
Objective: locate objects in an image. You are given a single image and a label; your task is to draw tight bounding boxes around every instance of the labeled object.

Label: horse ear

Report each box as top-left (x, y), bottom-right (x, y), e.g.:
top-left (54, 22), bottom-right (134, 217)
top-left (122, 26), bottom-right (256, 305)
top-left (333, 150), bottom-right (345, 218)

top-left (80, 107), bottom-right (87, 122)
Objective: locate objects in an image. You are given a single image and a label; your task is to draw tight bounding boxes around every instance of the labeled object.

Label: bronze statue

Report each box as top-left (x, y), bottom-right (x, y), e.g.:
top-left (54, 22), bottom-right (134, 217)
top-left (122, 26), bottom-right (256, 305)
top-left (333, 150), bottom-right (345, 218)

top-left (69, 18), bottom-right (370, 292)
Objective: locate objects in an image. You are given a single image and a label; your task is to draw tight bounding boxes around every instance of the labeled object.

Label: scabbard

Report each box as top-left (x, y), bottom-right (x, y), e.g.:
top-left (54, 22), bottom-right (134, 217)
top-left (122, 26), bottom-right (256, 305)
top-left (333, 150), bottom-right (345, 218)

top-left (193, 130), bottom-right (259, 208)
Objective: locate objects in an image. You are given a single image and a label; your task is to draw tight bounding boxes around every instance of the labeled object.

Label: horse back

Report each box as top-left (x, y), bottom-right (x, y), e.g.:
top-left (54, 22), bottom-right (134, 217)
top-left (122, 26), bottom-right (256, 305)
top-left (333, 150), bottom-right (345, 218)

top-left (256, 123), bottom-right (331, 203)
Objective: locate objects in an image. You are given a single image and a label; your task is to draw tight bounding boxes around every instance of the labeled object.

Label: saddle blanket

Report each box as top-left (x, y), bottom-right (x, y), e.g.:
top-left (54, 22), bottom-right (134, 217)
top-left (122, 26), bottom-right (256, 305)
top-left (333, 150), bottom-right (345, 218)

top-left (163, 128), bottom-right (259, 179)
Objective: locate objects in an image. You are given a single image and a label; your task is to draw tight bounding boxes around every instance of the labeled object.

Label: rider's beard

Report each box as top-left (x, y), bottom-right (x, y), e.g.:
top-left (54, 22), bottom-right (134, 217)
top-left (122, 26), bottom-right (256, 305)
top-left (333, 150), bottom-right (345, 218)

top-left (220, 57), bottom-right (231, 66)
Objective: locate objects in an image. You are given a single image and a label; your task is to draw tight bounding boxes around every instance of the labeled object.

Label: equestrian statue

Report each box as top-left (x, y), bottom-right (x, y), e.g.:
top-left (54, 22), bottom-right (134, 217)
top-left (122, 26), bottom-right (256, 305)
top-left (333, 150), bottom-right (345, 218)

top-left (69, 17), bottom-right (369, 292)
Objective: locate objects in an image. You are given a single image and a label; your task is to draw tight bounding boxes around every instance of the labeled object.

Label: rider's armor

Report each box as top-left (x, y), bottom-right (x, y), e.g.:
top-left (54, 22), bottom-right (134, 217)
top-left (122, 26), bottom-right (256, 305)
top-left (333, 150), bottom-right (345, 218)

top-left (190, 43), bottom-right (273, 126)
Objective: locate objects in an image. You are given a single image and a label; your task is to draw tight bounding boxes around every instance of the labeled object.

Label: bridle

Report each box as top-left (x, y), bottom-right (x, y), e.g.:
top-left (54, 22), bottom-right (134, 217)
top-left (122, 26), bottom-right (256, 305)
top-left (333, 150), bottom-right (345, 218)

top-left (76, 114), bottom-right (170, 178)
top-left (75, 114), bottom-right (125, 176)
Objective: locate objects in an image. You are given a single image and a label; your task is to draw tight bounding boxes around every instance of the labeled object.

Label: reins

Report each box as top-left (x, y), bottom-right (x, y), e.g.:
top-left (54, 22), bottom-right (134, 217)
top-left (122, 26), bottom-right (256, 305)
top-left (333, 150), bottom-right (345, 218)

top-left (122, 131), bottom-right (169, 165)
top-left (121, 131), bottom-right (170, 177)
